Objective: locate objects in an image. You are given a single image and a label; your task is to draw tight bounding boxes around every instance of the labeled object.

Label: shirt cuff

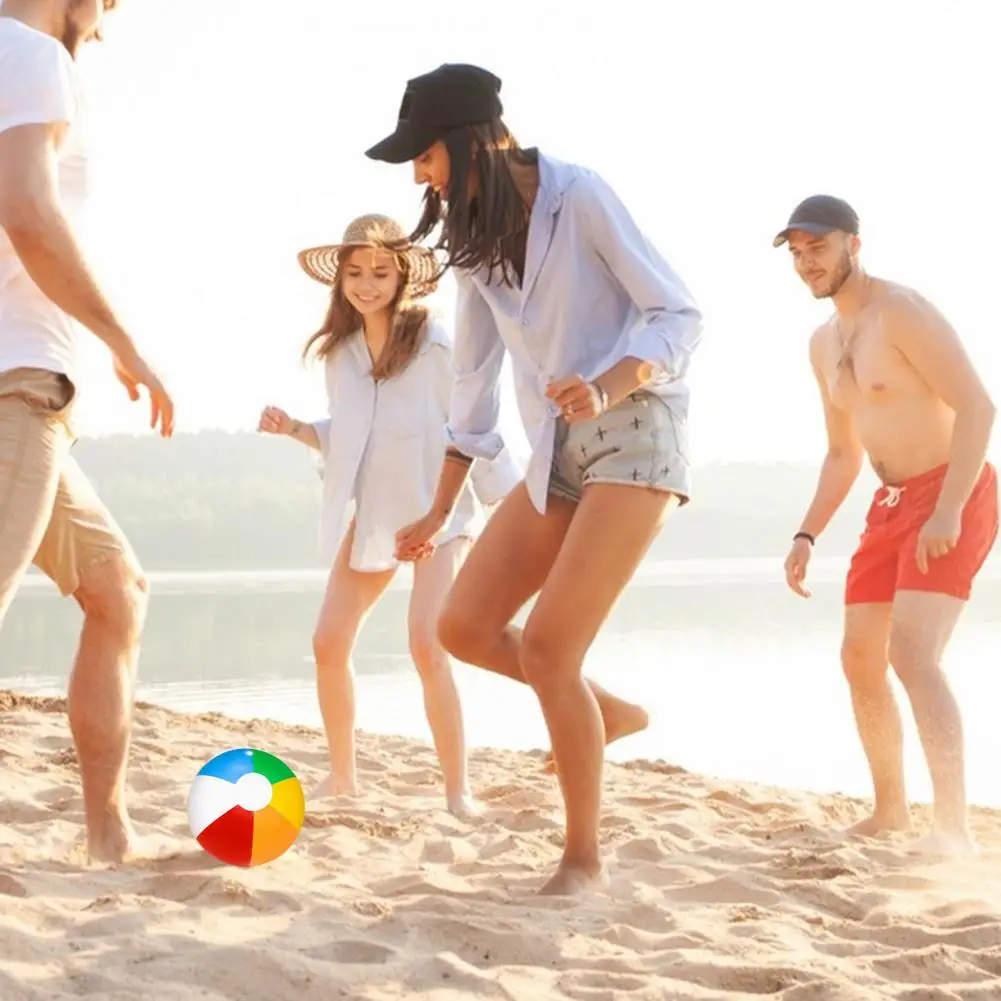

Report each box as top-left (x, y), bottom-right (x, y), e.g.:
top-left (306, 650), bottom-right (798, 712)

top-left (625, 329), bottom-right (676, 379)
top-left (312, 418), bottom-right (332, 457)
top-left (470, 448), bottom-right (523, 506)
top-left (445, 426), bottom-right (506, 461)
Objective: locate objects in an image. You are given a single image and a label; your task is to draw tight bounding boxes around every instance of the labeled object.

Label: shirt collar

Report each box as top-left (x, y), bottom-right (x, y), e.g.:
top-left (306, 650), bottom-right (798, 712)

top-left (533, 150), bottom-right (575, 214)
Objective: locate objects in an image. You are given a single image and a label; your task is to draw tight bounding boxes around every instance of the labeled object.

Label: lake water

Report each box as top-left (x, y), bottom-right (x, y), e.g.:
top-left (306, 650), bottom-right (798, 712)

top-left (3, 556), bottom-right (1000, 808)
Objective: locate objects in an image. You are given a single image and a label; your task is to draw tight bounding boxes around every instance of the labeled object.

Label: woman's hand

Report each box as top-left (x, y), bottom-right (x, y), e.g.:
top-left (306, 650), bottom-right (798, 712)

top-left (258, 405), bottom-right (294, 436)
top-left (545, 375), bottom-right (607, 424)
top-left (395, 509), bottom-right (447, 562)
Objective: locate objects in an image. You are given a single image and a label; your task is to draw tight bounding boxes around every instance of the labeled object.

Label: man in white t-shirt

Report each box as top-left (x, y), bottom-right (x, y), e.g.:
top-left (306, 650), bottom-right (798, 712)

top-left (0, 0), bottom-right (174, 864)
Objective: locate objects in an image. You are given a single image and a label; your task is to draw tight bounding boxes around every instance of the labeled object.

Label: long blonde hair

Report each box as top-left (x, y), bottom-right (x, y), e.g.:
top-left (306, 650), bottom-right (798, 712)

top-left (301, 247), bottom-right (430, 380)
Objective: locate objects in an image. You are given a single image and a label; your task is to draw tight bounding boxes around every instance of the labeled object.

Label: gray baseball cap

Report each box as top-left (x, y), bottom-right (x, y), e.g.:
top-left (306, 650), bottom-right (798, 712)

top-left (773, 195), bottom-right (860, 248)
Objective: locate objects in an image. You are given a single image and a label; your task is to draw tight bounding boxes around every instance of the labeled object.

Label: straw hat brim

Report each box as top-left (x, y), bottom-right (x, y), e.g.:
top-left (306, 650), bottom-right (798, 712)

top-left (296, 239), bottom-right (440, 299)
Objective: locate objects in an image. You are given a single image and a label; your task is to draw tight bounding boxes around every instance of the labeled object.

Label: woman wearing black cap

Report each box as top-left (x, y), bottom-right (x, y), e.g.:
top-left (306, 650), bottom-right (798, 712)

top-left (368, 63), bottom-right (704, 895)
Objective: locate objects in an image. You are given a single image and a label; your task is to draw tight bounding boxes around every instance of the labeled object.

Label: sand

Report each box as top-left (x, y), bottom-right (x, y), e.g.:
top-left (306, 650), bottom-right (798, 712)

top-left (2, 690), bottom-right (1000, 1001)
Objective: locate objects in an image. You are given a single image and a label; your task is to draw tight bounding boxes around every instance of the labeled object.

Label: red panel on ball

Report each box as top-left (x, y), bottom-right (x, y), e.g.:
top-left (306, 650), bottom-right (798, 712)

top-left (197, 805), bottom-right (254, 867)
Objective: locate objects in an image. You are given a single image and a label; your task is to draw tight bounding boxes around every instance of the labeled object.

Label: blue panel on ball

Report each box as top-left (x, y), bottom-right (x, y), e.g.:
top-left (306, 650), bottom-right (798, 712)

top-left (197, 747), bottom-right (254, 783)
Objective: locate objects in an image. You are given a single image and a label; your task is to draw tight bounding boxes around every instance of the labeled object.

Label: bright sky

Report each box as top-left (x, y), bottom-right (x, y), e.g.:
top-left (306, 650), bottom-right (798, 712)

top-left (57, 0), bottom-right (1001, 465)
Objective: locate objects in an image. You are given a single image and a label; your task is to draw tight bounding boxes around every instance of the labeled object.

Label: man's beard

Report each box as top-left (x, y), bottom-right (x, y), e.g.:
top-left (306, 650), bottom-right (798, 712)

top-left (815, 252), bottom-right (853, 299)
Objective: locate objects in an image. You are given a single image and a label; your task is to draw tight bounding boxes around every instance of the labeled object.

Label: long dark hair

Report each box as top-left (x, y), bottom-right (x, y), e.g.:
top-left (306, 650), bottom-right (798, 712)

top-left (409, 119), bottom-right (538, 287)
top-left (301, 248), bottom-right (430, 381)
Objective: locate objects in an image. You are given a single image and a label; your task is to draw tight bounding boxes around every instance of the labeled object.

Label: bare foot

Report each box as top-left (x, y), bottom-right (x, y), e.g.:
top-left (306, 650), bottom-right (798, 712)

top-left (446, 792), bottom-right (482, 820)
top-left (539, 860), bottom-right (607, 896)
top-left (543, 699), bottom-right (649, 774)
top-left (908, 828), bottom-right (979, 859)
top-left (86, 812), bottom-right (138, 864)
top-left (844, 810), bottom-right (912, 838)
top-left (309, 773), bottom-right (359, 800)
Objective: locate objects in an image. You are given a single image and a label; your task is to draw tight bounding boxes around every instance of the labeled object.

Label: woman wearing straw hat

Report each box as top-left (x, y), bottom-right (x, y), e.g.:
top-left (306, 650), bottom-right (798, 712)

top-left (367, 65), bottom-right (704, 894)
top-left (257, 213), bottom-right (520, 817)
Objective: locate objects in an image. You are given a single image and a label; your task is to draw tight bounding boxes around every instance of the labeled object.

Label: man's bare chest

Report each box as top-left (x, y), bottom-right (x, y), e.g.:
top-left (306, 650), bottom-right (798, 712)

top-left (822, 323), bottom-right (916, 410)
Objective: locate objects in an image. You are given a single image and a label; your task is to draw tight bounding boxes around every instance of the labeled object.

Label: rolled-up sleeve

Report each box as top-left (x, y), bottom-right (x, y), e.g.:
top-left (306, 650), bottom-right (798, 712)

top-left (580, 173), bottom-right (703, 378)
top-left (470, 446), bottom-right (523, 506)
top-left (445, 274), bottom-right (507, 460)
top-left (312, 417), bottom-right (332, 457)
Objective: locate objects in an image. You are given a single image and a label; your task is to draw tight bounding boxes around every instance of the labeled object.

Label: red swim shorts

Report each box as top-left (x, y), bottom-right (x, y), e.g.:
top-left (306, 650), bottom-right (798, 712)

top-left (845, 462), bottom-right (999, 604)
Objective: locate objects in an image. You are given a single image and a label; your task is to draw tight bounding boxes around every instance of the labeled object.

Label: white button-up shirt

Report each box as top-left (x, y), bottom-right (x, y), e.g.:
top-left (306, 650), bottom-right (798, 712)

top-left (312, 321), bottom-right (522, 571)
top-left (445, 152), bottom-right (704, 514)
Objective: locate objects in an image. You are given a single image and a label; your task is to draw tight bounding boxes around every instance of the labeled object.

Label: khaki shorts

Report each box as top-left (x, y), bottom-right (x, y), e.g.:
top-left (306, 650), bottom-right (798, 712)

top-left (548, 390), bottom-right (692, 504)
top-left (0, 367), bottom-right (140, 623)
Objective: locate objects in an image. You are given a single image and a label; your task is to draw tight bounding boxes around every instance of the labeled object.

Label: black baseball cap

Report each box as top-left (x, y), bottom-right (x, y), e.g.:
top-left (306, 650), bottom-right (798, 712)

top-left (365, 63), bottom-right (504, 164)
top-left (772, 195), bottom-right (860, 248)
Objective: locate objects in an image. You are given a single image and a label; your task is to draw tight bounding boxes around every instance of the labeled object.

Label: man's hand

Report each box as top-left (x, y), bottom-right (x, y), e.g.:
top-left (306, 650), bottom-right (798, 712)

top-left (915, 506), bottom-right (962, 574)
top-left (545, 374), bottom-right (606, 424)
top-left (783, 537), bottom-right (813, 598)
top-left (258, 405), bottom-right (294, 436)
top-left (113, 350), bottom-right (174, 438)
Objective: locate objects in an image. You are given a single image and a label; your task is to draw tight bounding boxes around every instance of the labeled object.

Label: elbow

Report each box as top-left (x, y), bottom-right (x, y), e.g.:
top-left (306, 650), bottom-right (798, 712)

top-left (0, 195), bottom-right (53, 251)
top-left (958, 392), bottom-right (996, 428)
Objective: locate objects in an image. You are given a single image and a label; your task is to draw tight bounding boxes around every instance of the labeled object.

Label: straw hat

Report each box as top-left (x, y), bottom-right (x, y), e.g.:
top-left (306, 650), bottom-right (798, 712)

top-left (296, 214), bottom-right (440, 299)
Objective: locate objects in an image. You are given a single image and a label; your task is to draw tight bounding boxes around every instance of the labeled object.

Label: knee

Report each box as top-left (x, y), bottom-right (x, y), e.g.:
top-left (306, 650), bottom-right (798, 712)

top-left (888, 628), bottom-right (936, 688)
top-left (408, 621), bottom-right (448, 680)
top-left (311, 624), bottom-right (353, 669)
top-left (840, 634), bottom-right (887, 688)
top-left (436, 598), bottom-right (488, 665)
top-left (519, 622), bottom-right (568, 694)
top-left (75, 556), bottom-right (147, 645)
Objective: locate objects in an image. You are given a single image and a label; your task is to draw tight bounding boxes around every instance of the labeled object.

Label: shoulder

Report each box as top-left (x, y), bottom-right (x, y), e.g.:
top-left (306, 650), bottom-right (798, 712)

top-left (543, 156), bottom-right (639, 237)
top-left (877, 280), bottom-right (944, 325)
top-left (808, 317), bottom-right (837, 361)
top-left (0, 21), bottom-right (75, 91)
top-left (870, 280), bottom-right (958, 353)
top-left (321, 329), bottom-right (362, 370)
top-left (410, 307), bottom-right (451, 353)
top-left (0, 22), bottom-right (78, 131)
top-left (536, 151), bottom-right (624, 214)
top-left (546, 156), bottom-right (613, 213)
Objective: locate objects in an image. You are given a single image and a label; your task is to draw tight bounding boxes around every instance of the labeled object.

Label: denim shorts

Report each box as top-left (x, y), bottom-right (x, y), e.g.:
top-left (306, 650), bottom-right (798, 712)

top-left (547, 390), bottom-right (691, 505)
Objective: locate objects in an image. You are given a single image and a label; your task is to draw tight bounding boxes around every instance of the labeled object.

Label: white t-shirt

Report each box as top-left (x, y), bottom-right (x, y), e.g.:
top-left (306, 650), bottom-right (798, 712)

top-left (0, 17), bottom-right (90, 383)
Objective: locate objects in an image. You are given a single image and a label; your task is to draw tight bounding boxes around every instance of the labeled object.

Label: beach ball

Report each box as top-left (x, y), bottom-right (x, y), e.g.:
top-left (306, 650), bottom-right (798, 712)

top-left (187, 748), bottom-right (305, 867)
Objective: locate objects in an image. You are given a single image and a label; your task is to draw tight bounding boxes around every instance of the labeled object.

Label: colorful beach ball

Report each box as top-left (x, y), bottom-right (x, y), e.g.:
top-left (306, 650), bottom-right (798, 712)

top-left (187, 748), bottom-right (305, 867)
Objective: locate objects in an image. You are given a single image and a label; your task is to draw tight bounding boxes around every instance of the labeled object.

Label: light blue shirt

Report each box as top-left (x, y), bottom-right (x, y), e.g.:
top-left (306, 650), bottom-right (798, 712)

top-left (446, 151), bottom-right (703, 514)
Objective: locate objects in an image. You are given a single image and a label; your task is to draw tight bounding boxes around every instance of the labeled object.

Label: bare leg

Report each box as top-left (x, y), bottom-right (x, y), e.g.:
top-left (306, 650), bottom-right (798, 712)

top-left (521, 485), bottom-right (676, 895)
top-left (311, 523), bottom-right (395, 799)
top-left (438, 485), bottom-right (649, 760)
top-left (439, 483), bottom-right (674, 895)
top-left (69, 555), bottom-right (148, 863)
top-left (889, 590), bottom-right (972, 852)
top-left (409, 537), bottom-right (477, 816)
top-left (840, 602), bottom-right (912, 837)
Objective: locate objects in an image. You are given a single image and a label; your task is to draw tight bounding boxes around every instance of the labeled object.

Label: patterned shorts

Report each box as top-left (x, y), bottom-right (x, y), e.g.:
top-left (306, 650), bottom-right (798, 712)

top-left (548, 390), bottom-right (691, 505)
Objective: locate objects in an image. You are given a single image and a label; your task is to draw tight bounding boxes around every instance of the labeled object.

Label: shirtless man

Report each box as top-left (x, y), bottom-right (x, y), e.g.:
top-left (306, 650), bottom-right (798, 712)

top-left (776, 195), bottom-right (998, 854)
top-left (1, 0), bottom-right (173, 862)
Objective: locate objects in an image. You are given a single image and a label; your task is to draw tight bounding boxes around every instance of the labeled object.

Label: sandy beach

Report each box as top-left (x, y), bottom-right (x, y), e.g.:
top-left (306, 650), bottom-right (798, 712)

top-left (2, 690), bottom-right (1000, 1001)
